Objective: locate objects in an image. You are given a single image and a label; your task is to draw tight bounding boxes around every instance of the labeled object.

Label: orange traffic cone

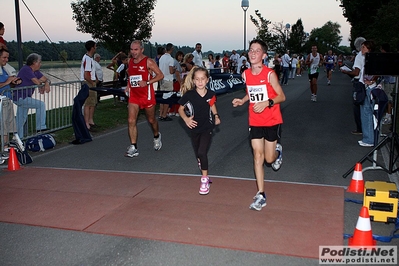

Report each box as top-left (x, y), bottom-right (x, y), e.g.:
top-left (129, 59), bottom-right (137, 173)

top-left (348, 206), bottom-right (376, 247)
top-left (347, 163), bottom-right (364, 193)
top-left (7, 147), bottom-right (20, 171)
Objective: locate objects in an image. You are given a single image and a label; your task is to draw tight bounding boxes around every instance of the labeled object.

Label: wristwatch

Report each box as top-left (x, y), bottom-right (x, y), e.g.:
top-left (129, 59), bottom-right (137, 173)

top-left (268, 99), bottom-right (274, 108)
top-left (146, 81), bottom-right (150, 85)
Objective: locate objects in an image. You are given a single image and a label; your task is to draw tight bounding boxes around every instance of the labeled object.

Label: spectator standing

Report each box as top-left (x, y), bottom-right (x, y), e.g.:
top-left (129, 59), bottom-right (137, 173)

top-left (125, 40), bottom-right (164, 157)
top-left (0, 22), bottom-right (6, 50)
top-left (93, 53), bottom-right (103, 87)
top-left (0, 22), bottom-right (16, 77)
top-left (236, 52), bottom-right (248, 74)
top-left (289, 54), bottom-right (298, 79)
top-left (192, 43), bottom-right (205, 67)
top-left (155, 46), bottom-right (165, 67)
top-left (183, 53), bottom-right (195, 72)
top-left (158, 43), bottom-right (176, 121)
top-left (207, 54), bottom-right (215, 69)
top-left (116, 54), bottom-right (129, 102)
top-left (116, 54), bottom-right (129, 86)
top-left (214, 55), bottom-right (222, 69)
top-left (168, 51), bottom-right (184, 116)
top-left (222, 52), bottom-right (230, 73)
top-left (178, 66), bottom-right (221, 195)
top-left (281, 50), bottom-right (291, 85)
top-left (232, 39), bottom-right (285, 211)
top-left (273, 54), bottom-right (282, 80)
top-left (340, 37), bottom-right (366, 135)
top-left (0, 48), bottom-right (20, 150)
top-left (14, 53), bottom-right (50, 138)
top-left (229, 50), bottom-right (240, 74)
top-left (80, 40), bottom-right (97, 130)
top-left (239, 59), bottom-right (250, 73)
top-left (107, 51), bottom-right (124, 81)
top-left (358, 41), bottom-right (377, 147)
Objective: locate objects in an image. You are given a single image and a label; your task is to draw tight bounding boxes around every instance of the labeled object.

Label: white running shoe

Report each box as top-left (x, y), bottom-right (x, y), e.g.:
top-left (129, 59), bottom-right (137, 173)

top-left (199, 176), bottom-right (210, 195)
top-left (271, 143), bottom-right (283, 171)
top-left (358, 140), bottom-right (373, 147)
top-left (125, 145), bottom-right (139, 157)
top-left (153, 133), bottom-right (162, 151)
top-left (249, 192), bottom-right (267, 211)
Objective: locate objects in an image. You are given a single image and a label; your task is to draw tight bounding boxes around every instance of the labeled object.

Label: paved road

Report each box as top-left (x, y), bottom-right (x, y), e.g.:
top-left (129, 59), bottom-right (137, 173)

top-left (1, 69), bottom-right (398, 265)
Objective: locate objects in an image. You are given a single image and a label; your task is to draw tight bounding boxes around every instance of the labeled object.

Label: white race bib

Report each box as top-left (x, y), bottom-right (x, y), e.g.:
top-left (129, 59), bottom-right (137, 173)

top-left (248, 84), bottom-right (268, 103)
top-left (129, 75), bottom-right (142, 87)
top-left (310, 64), bottom-right (319, 74)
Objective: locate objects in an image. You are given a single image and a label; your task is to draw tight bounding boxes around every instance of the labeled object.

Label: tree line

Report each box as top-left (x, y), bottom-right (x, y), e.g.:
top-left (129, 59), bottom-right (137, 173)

top-left (250, 11), bottom-right (350, 56)
top-left (338, 0), bottom-right (399, 51)
top-left (6, 40), bottom-right (234, 63)
top-left (6, 40), bottom-right (114, 62)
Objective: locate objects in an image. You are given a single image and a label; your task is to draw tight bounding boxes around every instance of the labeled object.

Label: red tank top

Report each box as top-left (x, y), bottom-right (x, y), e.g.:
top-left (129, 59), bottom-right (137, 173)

top-left (127, 56), bottom-right (154, 101)
top-left (244, 66), bottom-right (283, 126)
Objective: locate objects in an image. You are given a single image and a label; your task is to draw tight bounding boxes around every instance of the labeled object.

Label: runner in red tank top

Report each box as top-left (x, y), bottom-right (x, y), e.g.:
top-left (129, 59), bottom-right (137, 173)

top-left (125, 40), bottom-right (164, 158)
top-left (232, 39), bottom-right (286, 211)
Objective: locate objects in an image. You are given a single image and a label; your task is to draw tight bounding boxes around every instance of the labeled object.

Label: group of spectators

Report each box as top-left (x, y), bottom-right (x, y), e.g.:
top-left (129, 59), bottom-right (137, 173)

top-left (341, 38), bottom-right (396, 147)
top-left (273, 50), bottom-right (309, 85)
top-left (0, 20), bottom-right (105, 154)
top-left (0, 22), bottom-right (52, 155)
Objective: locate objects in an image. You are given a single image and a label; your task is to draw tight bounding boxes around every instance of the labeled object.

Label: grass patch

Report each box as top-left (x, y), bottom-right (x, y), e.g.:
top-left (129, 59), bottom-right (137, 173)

top-left (52, 98), bottom-right (134, 144)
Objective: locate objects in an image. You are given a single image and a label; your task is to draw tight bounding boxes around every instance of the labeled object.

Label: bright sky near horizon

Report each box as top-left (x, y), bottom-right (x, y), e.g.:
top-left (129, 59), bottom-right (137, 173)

top-left (2, 0), bottom-right (350, 53)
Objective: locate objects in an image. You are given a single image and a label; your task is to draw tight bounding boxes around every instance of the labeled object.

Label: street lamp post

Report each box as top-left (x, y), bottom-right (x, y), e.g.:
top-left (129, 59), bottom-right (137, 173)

top-left (241, 0), bottom-right (249, 51)
top-left (285, 23), bottom-right (290, 50)
top-left (14, 0), bottom-right (23, 70)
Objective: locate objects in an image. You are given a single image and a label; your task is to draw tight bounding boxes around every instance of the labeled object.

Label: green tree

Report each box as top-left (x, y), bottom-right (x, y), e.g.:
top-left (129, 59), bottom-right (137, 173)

top-left (71, 0), bottom-right (157, 53)
top-left (337, 0), bottom-right (393, 47)
top-left (270, 22), bottom-right (287, 55)
top-left (288, 19), bottom-right (306, 54)
top-left (59, 50), bottom-right (68, 62)
top-left (249, 10), bottom-right (278, 53)
top-left (370, 0), bottom-right (399, 50)
top-left (304, 21), bottom-right (342, 55)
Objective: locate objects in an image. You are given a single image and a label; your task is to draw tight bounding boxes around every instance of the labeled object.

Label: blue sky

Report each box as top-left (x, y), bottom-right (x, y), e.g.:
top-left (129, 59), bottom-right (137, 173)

top-left (2, 0), bottom-right (350, 53)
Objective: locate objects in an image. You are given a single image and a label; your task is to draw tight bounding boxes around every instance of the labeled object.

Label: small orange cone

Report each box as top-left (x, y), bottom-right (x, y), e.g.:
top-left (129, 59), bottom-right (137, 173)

top-left (348, 206), bottom-right (376, 247)
top-left (347, 163), bottom-right (364, 193)
top-left (7, 147), bottom-right (20, 171)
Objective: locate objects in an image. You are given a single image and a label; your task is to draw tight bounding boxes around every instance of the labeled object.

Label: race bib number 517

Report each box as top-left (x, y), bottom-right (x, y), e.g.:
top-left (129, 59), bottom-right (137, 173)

top-left (248, 84), bottom-right (268, 103)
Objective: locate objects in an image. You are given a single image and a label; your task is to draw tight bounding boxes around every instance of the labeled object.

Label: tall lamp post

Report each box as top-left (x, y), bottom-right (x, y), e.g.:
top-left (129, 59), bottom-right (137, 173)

top-left (241, 0), bottom-right (249, 51)
top-left (14, 0), bottom-right (23, 70)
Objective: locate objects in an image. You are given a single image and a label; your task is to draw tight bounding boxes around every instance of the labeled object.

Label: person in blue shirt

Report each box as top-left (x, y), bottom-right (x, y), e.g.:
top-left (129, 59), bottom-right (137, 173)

top-left (0, 48), bottom-right (21, 150)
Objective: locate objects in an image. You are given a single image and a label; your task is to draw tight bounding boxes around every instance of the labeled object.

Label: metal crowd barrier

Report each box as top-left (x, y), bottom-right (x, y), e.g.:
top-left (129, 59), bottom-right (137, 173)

top-left (7, 81), bottom-right (82, 139)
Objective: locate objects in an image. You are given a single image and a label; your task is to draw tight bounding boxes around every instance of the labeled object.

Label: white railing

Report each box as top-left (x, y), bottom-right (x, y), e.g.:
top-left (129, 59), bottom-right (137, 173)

top-left (8, 81), bottom-right (82, 139)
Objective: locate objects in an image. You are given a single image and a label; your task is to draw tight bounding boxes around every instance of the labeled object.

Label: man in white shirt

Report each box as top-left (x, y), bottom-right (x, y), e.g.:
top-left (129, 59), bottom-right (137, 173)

top-left (229, 50), bottom-right (240, 74)
top-left (236, 52), bottom-right (248, 74)
top-left (80, 40), bottom-right (97, 130)
top-left (158, 43), bottom-right (176, 121)
top-left (192, 43), bottom-right (205, 67)
top-left (341, 37), bottom-right (366, 135)
top-left (93, 53), bottom-right (103, 86)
